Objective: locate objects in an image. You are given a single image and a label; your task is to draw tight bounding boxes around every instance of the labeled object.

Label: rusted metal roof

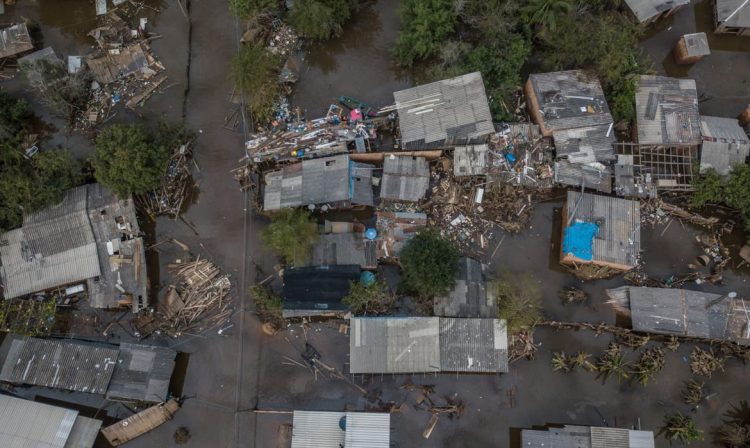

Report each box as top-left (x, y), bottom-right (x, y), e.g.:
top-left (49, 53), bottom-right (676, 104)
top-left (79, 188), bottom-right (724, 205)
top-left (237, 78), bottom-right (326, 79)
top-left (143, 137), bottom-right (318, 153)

top-left (380, 155), bottom-right (430, 202)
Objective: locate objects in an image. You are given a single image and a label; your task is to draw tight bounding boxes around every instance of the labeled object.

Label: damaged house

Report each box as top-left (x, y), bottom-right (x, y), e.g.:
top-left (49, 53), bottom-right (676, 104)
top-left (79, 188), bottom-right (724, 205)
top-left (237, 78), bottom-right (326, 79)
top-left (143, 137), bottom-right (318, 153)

top-left (714, 0), bottom-right (750, 35)
top-left (375, 211), bottom-right (427, 260)
top-left (525, 70), bottom-right (615, 193)
top-left (349, 317), bottom-right (508, 374)
top-left (624, 0), bottom-right (689, 25)
top-left (699, 115), bottom-right (750, 175)
top-left (434, 257), bottom-right (496, 319)
top-left (607, 286), bottom-right (750, 345)
top-left (0, 23), bottom-right (33, 59)
top-left (561, 191), bottom-right (641, 272)
top-left (521, 425), bottom-right (655, 448)
top-left (263, 154), bottom-right (374, 211)
top-left (291, 411), bottom-right (390, 448)
top-left (379, 154), bottom-right (430, 202)
top-left (0, 183), bottom-right (148, 312)
top-left (394, 72), bottom-right (494, 150)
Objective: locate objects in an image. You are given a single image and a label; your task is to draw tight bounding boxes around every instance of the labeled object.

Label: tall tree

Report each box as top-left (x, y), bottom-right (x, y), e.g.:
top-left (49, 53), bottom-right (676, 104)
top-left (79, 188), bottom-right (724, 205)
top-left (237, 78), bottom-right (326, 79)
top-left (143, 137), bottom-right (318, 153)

top-left (399, 230), bottom-right (459, 299)
top-left (260, 208), bottom-right (319, 266)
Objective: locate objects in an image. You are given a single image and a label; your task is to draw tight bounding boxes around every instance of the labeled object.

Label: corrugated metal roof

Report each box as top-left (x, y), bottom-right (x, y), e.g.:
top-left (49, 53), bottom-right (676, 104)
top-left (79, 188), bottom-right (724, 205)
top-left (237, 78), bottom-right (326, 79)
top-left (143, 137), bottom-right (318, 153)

top-left (700, 115), bottom-right (750, 175)
top-left (283, 265), bottom-right (360, 315)
top-left (64, 415), bottom-right (102, 448)
top-left (528, 70), bottom-right (613, 132)
top-left (0, 394), bottom-right (77, 448)
top-left (308, 233), bottom-right (377, 269)
top-left (394, 72), bottom-right (494, 149)
top-left (0, 23), bottom-right (33, 59)
top-left (434, 257), bottom-right (496, 318)
top-left (564, 191), bottom-right (641, 268)
top-left (454, 144), bottom-right (489, 176)
top-left (635, 75), bottom-right (701, 146)
top-left (291, 411), bottom-right (390, 448)
top-left (0, 337), bottom-right (118, 394)
top-left (716, 0), bottom-right (750, 28)
top-left (624, 0), bottom-right (689, 23)
top-left (554, 161), bottom-right (613, 194)
top-left (682, 33), bottom-right (710, 57)
top-left (106, 343), bottom-right (177, 402)
top-left (521, 425), bottom-right (655, 448)
top-left (439, 318), bottom-right (508, 373)
top-left (380, 155), bottom-right (430, 202)
top-left (553, 124), bottom-right (616, 164)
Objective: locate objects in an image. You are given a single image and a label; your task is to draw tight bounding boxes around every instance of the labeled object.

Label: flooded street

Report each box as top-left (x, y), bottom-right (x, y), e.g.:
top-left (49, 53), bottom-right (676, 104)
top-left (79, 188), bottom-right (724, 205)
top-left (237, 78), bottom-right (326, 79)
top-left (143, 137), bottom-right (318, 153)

top-left (0, 0), bottom-right (748, 447)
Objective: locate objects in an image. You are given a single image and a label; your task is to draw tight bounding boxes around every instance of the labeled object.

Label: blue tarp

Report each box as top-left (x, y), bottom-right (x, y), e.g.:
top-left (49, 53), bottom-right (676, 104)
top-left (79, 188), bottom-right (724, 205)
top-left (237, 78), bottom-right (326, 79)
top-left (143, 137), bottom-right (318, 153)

top-left (563, 221), bottom-right (599, 261)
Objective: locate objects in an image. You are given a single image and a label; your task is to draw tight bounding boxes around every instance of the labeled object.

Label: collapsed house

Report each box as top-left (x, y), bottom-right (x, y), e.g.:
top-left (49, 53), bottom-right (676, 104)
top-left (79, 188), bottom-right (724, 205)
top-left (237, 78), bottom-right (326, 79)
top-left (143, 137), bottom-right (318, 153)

top-left (349, 317), bottom-right (508, 374)
top-left (560, 191), bottom-right (641, 272)
top-left (393, 72), bottom-right (494, 150)
top-left (0, 336), bottom-right (177, 401)
top-left (0, 394), bottom-right (103, 448)
top-left (607, 286), bottom-right (750, 345)
top-left (263, 154), bottom-right (374, 211)
top-left (375, 211), bottom-right (427, 259)
top-left (699, 115), bottom-right (750, 175)
top-left (525, 70), bottom-right (616, 193)
top-left (434, 257), bottom-right (496, 318)
top-left (521, 425), bottom-right (655, 448)
top-left (282, 265), bottom-right (360, 318)
top-left (307, 233), bottom-right (377, 270)
top-left (624, 0), bottom-right (689, 25)
top-left (101, 398), bottom-right (180, 447)
top-left (487, 122), bottom-right (555, 188)
top-left (0, 183), bottom-right (148, 312)
top-left (714, 0), bottom-right (750, 35)
top-left (291, 411), bottom-right (391, 448)
top-left (0, 23), bottom-right (33, 59)
top-left (673, 32), bottom-right (711, 65)
top-left (380, 155), bottom-right (430, 202)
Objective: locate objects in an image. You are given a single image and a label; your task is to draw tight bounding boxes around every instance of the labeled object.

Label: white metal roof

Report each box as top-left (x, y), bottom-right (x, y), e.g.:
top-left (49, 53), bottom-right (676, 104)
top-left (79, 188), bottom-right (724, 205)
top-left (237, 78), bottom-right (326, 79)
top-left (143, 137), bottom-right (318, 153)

top-left (291, 411), bottom-right (390, 448)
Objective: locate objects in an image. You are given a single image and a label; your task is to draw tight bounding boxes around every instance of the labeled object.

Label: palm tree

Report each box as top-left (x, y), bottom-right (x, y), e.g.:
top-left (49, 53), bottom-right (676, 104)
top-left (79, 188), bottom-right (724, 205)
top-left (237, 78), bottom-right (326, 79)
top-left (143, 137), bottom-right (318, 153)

top-left (660, 413), bottom-right (704, 444)
top-left (596, 343), bottom-right (630, 383)
top-left (520, 0), bottom-right (574, 32)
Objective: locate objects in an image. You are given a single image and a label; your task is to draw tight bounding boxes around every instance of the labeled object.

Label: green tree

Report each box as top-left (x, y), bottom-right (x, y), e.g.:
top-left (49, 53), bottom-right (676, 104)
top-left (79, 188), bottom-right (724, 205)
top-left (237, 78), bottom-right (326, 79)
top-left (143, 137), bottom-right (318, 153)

top-left (228, 0), bottom-right (277, 19)
top-left (660, 413), bottom-right (704, 444)
top-left (520, 0), bottom-right (574, 33)
top-left (92, 124), bottom-right (171, 197)
top-left (342, 280), bottom-right (390, 314)
top-left (691, 168), bottom-right (723, 207)
top-left (491, 271), bottom-right (542, 332)
top-left (250, 284), bottom-right (284, 328)
top-left (231, 43), bottom-right (281, 123)
top-left (393, 0), bottom-right (457, 67)
top-left (725, 164), bottom-right (750, 218)
top-left (288, 0), bottom-right (358, 40)
top-left (399, 230), bottom-right (459, 299)
top-left (260, 208), bottom-right (318, 266)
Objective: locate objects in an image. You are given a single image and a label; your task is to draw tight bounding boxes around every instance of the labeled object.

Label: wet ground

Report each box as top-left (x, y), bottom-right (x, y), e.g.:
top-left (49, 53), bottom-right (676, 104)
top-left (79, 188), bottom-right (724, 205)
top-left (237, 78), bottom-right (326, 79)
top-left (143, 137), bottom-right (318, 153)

top-left (1, 0), bottom-right (749, 447)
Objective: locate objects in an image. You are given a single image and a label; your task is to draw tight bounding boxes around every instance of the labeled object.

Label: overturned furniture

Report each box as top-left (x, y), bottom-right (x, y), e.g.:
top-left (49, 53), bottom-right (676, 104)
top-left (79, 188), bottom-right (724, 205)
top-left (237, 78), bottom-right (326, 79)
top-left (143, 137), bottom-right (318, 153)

top-left (101, 399), bottom-right (181, 446)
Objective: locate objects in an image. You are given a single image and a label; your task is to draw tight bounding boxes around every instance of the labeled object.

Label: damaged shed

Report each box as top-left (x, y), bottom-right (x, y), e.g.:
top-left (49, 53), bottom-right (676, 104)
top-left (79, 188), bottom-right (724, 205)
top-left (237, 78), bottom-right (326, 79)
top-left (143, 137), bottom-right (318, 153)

top-left (106, 343), bottom-right (177, 402)
top-left (434, 257), bottom-right (496, 318)
top-left (380, 155), bottom-right (430, 202)
top-left (263, 154), bottom-right (374, 211)
top-left (349, 317), bottom-right (508, 374)
top-left (291, 411), bottom-right (391, 448)
top-left (0, 23), bottom-right (33, 59)
top-left (561, 191), bottom-right (641, 271)
top-left (394, 72), bottom-right (494, 150)
top-left (521, 425), bottom-right (655, 448)
top-left (607, 286), bottom-right (750, 345)
top-left (699, 115), bottom-right (750, 175)
top-left (635, 75), bottom-right (701, 146)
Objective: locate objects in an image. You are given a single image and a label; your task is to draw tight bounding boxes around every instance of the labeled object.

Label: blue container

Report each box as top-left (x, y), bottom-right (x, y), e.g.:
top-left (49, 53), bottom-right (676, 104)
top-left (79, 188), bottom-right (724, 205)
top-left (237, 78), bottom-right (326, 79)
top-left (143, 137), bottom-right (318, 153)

top-left (360, 271), bottom-right (376, 286)
top-left (505, 153), bottom-right (516, 165)
top-left (365, 228), bottom-right (377, 240)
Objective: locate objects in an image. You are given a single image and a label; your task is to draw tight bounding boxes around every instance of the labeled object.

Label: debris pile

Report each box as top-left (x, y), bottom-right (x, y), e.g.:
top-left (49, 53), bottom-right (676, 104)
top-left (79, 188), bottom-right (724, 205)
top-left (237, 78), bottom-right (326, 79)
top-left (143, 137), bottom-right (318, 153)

top-left (137, 141), bottom-right (195, 219)
top-left (158, 258), bottom-right (232, 337)
top-left (488, 123), bottom-right (554, 188)
top-left (266, 20), bottom-right (300, 57)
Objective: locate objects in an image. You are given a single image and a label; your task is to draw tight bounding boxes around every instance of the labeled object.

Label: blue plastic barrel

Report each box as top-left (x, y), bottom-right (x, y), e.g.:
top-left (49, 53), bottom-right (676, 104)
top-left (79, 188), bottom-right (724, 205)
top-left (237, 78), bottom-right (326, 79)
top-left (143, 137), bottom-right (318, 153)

top-left (360, 271), bottom-right (376, 286)
top-left (365, 228), bottom-right (377, 240)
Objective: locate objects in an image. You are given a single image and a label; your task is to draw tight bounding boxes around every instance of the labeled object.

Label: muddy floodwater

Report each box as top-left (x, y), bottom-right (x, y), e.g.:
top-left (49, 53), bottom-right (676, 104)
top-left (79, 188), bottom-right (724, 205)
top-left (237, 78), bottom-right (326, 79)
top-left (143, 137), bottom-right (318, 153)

top-left (0, 0), bottom-right (749, 447)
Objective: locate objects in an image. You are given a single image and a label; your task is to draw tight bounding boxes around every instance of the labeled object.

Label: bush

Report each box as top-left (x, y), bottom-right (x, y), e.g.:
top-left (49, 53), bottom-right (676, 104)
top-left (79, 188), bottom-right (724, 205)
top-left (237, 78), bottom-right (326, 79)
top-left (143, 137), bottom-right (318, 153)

top-left (691, 168), bottom-right (723, 207)
top-left (260, 208), bottom-right (318, 265)
top-left (250, 284), bottom-right (284, 327)
top-left (288, 0), bottom-right (358, 40)
top-left (229, 0), bottom-right (276, 19)
top-left (393, 0), bottom-right (457, 67)
top-left (231, 43), bottom-right (281, 123)
top-left (92, 124), bottom-right (172, 197)
top-left (343, 280), bottom-right (390, 314)
top-left (399, 230), bottom-right (460, 299)
top-left (491, 271), bottom-right (542, 332)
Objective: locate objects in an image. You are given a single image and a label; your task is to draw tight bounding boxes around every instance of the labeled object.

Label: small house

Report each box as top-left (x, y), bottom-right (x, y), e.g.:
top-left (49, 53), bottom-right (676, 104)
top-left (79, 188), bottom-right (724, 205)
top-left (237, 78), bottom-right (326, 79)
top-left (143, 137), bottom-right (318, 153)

top-left (349, 317), bottom-right (508, 374)
top-left (521, 425), bottom-right (655, 448)
top-left (434, 257), bottom-right (496, 318)
top-left (263, 154), bottom-right (374, 211)
top-left (282, 265), bottom-right (360, 318)
top-left (715, 0), bottom-right (750, 35)
top-left (291, 411), bottom-right (390, 448)
top-left (607, 286), bottom-right (750, 344)
top-left (0, 395), bottom-right (102, 448)
top-left (624, 0), bottom-right (689, 25)
top-left (699, 115), bottom-right (750, 175)
top-left (561, 191), bottom-right (641, 271)
top-left (635, 75), bottom-right (701, 146)
top-left (394, 72), bottom-right (494, 150)
top-left (379, 155), bottom-right (430, 202)
top-left (308, 233), bottom-right (377, 270)
top-left (673, 33), bottom-right (710, 65)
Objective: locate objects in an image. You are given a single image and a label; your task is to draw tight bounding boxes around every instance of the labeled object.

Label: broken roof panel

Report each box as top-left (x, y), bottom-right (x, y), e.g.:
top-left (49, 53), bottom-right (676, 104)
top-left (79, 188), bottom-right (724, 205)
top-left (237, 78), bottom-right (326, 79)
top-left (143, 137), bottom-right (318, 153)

top-left (394, 72), bottom-right (494, 149)
top-left (554, 160), bottom-right (613, 194)
top-left (309, 233), bottom-right (377, 269)
top-left (635, 75), bottom-right (701, 146)
top-left (106, 343), bottom-right (177, 402)
top-left (716, 0), bottom-right (750, 28)
top-left (0, 336), bottom-right (118, 394)
top-left (439, 318), bottom-right (508, 373)
top-left (700, 115), bottom-right (750, 175)
top-left (86, 43), bottom-right (149, 84)
top-left (453, 144), bottom-right (489, 177)
top-left (434, 257), bottom-right (496, 318)
top-left (625, 0), bottom-right (689, 23)
top-left (527, 70), bottom-right (613, 134)
top-left (553, 124), bottom-right (616, 164)
top-left (380, 155), bottom-right (430, 202)
top-left (0, 23), bottom-right (33, 59)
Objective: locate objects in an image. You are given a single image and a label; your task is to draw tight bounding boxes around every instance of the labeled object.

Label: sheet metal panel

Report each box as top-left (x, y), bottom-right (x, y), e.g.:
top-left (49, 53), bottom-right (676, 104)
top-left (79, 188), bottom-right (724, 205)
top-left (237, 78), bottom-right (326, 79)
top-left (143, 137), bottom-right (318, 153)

top-left (106, 343), bottom-right (176, 402)
top-left (635, 75), bottom-right (700, 146)
top-left (291, 411), bottom-right (345, 448)
top-left (0, 394), bottom-right (80, 448)
top-left (344, 412), bottom-right (391, 448)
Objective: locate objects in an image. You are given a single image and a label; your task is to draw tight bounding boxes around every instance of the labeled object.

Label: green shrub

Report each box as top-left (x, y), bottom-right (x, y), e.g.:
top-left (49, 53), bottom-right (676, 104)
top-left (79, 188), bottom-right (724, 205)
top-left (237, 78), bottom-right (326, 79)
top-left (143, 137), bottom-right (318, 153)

top-left (492, 271), bottom-right (542, 332)
top-left (260, 209), bottom-right (318, 265)
top-left (231, 43), bottom-right (281, 123)
top-left (399, 230), bottom-right (459, 299)
top-left (393, 0), bottom-right (457, 67)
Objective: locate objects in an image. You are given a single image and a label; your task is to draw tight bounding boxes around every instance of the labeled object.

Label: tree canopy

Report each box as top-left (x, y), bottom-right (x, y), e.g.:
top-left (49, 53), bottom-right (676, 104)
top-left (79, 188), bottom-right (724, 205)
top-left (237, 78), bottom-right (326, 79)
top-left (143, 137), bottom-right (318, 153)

top-left (228, 0), bottom-right (277, 19)
top-left (691, 165), bottom-right (750, 235)
top-left (231, 43), bottom-right (281, 124)
top-left (343, 280), bottom-right (390, 314)
top-left (260, 208), bottom-right (319, 266)
top-left (399, 230), bottom-right (459, 299)
top-left (491, 271), bottom-right (542, 333)
top-left (393, 0), bottom-right (457, 67)
top-left (92, 124), bottom-right (172, 197)
top-left (288, 0), bottom-right (358, 40)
